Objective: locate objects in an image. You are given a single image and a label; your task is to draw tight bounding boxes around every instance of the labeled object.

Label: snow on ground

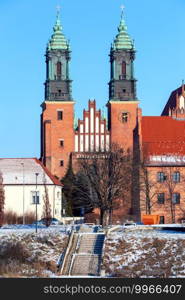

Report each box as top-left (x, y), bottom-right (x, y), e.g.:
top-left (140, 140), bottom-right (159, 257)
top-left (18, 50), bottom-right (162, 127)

top-left (103, 228), bottom-right (185, 278)
top-left (1, 224), bottom-right (185, 278)
top-left (111, 228), bottom-right (185, 239)
top-left (0, 224), bottom-right (73, 234)
top-left (0, 225), bottom-right (69, 278)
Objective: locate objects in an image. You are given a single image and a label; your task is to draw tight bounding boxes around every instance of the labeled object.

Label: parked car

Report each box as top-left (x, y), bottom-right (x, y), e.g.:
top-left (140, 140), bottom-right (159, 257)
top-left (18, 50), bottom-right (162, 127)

top-left (32, 218), bottom-right (60, 226)
top-left (136, 221), bottom-right (144, 225)
top-left (123, 222), bottom-right (136, 227)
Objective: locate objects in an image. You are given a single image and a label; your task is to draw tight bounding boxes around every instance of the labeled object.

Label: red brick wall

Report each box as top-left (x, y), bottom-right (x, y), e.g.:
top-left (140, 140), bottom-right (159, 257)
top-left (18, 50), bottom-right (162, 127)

top-left (41, 101), bottom-right (75, 179)
top-left (108, 101), bottom-right (140, 151)
top-left (140, 166), bottom-right (185, 224)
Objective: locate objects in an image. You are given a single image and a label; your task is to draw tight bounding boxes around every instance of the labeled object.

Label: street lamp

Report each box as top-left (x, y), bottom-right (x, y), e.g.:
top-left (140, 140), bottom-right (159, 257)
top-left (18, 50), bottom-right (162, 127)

top-left (35, 172), bottom-right (39, 233)
top-left (21, 163), bottom-right (25, 225)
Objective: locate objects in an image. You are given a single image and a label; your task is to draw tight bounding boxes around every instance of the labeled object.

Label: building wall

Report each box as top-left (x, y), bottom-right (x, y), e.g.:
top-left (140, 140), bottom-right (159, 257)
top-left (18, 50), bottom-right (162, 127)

top-left (41, 101), bottom-right (75, 180)
top-left (39, 13), bottom-right (185, 225)
top-left (4, 184), bottom-right (62, 220)
top-left (108, 101), bottom-right (140, 152)
top-left (140, 166), bottom-right (185, 223)
top-left (41, 97), bottom-right (185, 224)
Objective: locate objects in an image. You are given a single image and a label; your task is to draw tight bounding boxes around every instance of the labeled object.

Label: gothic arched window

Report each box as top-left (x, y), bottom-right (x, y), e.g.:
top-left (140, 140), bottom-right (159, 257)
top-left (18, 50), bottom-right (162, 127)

top-left (57, 62), bottom-right (62, 79)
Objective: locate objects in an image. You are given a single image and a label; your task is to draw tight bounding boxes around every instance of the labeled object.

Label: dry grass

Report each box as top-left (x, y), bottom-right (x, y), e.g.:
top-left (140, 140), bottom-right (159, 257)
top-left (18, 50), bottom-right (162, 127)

top-left (103, 232), bottom-right (185, 278)
top-left (1, 241), bottom-right (30, 262)
top-left (0, 232), bottom-right (68, 278)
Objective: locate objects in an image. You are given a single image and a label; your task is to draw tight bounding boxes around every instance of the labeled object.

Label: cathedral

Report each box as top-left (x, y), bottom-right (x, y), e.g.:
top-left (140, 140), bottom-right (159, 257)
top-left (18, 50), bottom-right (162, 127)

top-left (40, 10), bottom-right (185, 224)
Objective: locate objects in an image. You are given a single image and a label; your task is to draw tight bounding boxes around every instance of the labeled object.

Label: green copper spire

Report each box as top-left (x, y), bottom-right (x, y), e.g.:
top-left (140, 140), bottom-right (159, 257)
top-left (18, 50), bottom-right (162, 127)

top-left (113, 7), bottom-right (134, 50)
top-left (47, 9), bottom-right (69, 50)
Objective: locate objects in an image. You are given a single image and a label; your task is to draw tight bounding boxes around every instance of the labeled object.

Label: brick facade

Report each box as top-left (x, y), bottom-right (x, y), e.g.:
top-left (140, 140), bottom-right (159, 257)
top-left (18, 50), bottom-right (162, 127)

top-left (41, 101), bottom-right (75, 179)
top-left (40, 12), bottom-right (185, 224)
top-left (108, 101), bottom-right (141, 151)
top-left (140, 165), bottom-right (185, 224)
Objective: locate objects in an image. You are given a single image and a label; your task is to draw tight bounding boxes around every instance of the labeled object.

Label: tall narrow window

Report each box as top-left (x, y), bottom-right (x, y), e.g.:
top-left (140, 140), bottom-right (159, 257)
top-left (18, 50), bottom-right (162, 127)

top-left (57, 62), bottom-right (62, 79)
top-left (157, 193), bottom-right (165, 204)
top-left (57, 111), bottom-right (63, 120)
top-left (60, 160), bottom-right (64, 167)
top-left (122, 61), bottom-right (126, 77)
top-left (157, 172), bottom-right (166, 182)
top-left (172, 193), bottom-right (180, 204)
top-left (31, 191), bottom-right (40, 204)
top-left (172, 172), bottom-right (180, 183)
top-left (60, 140), bottom-right (64, 147)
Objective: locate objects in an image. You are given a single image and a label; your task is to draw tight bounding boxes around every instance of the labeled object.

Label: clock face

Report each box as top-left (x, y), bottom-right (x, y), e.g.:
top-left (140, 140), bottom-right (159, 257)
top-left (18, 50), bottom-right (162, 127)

top-left (118, 111), bottom-right (130, 123)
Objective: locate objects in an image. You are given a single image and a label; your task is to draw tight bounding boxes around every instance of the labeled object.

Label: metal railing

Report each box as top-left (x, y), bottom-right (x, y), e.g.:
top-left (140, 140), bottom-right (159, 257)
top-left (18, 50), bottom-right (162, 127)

top-left (59, 230), bottom-right (75, 275)
top-left (68, 234), bottom-right (81, 276)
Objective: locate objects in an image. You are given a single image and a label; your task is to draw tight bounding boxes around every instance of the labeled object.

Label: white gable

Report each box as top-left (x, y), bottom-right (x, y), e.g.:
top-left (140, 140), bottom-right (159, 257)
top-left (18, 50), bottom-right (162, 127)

top-left (0, 158), bottom-right (54, 185)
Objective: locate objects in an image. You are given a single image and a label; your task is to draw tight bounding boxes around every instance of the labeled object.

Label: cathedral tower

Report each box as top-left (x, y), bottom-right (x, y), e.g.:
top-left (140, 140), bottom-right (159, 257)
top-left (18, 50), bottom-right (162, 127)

top-left (108, 9), bottom-right (141, 152)
top-left (41, 10), bottom-right (75, 179)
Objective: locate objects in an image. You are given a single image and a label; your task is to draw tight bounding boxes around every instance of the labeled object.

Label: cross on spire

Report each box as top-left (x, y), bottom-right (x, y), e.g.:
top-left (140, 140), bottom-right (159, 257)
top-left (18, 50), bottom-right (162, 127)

top-left (120, 4), bottom-right (125, 19)
top-left (56, 4), bottom-right (61, 17)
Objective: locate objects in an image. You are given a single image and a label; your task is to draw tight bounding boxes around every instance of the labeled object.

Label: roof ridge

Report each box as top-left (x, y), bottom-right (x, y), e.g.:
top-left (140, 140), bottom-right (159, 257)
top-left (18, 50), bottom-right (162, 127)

top-left (34, 158), bottom-right (63, 186)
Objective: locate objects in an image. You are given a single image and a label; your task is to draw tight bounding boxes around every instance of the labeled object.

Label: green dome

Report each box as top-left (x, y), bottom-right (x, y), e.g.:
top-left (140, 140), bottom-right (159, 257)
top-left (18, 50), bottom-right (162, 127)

top-left (113, 14), bottom-right (134, 50)
top-left (47, 12), bottom-right (69, 50)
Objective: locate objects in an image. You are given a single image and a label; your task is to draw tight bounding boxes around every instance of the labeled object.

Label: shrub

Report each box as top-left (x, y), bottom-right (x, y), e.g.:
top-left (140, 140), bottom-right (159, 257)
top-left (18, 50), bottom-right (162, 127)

top-left (3, 211), bottom-right (36, 225)
top-left (3, 211), bottom-right (18, 224)
top-left (0, 241), bottom-right (30, 263)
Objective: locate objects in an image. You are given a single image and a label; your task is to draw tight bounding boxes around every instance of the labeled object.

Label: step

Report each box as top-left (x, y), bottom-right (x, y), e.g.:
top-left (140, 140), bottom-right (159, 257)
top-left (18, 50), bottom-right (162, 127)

top-left (79, 245), bottom-right (103, 249)
top-left (71, 255), bottom-right (100, 276)
top-left (79, 246), bottom-right (103, 250)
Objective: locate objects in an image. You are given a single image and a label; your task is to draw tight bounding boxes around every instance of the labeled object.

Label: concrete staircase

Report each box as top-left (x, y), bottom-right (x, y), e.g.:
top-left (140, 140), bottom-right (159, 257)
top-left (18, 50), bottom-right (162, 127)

top-left (60, 229), bottom-right (105, 277)
top-left (70, 254), bottom-right (100, 276)
top-left (69, 233), bottom-right (105, 276)
top-left (78, 234), bottom-right (105, 254)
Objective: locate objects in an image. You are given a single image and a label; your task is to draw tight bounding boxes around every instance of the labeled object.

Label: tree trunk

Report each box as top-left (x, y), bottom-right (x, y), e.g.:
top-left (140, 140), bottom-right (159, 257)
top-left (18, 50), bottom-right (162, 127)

top-left (170, 200), bottom-right (175, 224)
top-left (104, 211), bottom-right (109, 227)
top-left (100, 209), bottom-right (109, 227)
top-left (108, 206), bottom-right (113, 225)
top-left (146, 184), bottom-right (151, 214)
top-left (100, 209), bottom-right (104, 226)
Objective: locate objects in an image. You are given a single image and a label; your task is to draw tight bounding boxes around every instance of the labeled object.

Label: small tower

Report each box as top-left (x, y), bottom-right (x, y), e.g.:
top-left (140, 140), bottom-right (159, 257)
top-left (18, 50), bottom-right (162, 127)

top-left (109, 8), bottom-right (137, 101)
top-left (107, 8), bottom-right (141, 221)
top-left (107, 7), bottom-right (140, 152)
top-left (45, 11), bottom-right (72, 101)
top-left (41, 9), bottom-right (75, 179)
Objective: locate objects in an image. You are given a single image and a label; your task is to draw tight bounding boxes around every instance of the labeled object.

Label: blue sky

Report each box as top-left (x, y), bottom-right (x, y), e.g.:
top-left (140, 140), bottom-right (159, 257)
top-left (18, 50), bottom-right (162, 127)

top-left (0, 0), bottom-right (185, 158)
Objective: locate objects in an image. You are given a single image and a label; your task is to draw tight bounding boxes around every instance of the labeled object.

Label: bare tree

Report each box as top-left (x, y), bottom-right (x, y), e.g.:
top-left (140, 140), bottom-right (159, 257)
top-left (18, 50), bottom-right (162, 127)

top-left (77, 144), bottom-right (132, 226)
top-left (140, 140), bottom-right (185, 223)
top-left (72, 172), bottom-right (94, 216)
top-left (42, 175), bottom-right (52, 227)
top-left (139, 160), bottom-right (161, 215)
top-left (139, 150), bottom-right (182, 223)
top-left (0, 171), bottom-right (5, 227)
top-left (160, 166), bottom-right (181, 223)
